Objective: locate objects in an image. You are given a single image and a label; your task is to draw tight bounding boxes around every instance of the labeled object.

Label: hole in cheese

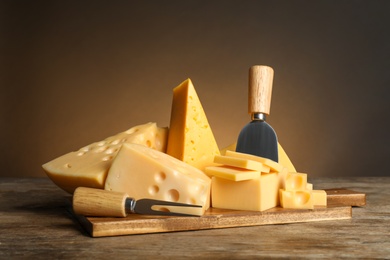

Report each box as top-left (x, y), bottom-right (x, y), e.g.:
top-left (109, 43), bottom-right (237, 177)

top-left (146, 140), bottom-right (152, 147)
top-left (102, 156), bottom-right (113, 161)
top-left (148, 185), bottom-right (159, 195)
top-left (167, 189), bottom-right (180, 202)
top-left (155, 171), bottom-right (166, 182)
top-left (64, 163), bottom-right (72, 168)
top-left (295, 191), bottom-right (311, 205)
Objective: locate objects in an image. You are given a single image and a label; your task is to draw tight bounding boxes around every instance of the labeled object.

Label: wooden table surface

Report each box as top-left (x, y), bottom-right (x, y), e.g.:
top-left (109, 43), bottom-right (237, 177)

top-left (1, 177), bottom-right (389, 259)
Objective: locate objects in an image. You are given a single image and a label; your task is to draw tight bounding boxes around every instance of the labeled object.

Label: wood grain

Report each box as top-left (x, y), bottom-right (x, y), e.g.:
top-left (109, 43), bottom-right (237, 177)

top-left (2, 177), bottom-right (390, 259)
top-left (74, 188), bottom-right (361, 237)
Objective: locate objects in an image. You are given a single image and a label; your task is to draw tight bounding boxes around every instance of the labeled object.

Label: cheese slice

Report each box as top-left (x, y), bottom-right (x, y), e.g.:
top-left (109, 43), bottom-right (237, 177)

top-left (211, 173), bottom-right (280, 211)
top-left (42, 122), bottom-right (168, 194)
top-left (166, 79), bottom-right (220, 171)
top-left (213, 155), bottom-right (268, 172)
top-left (220, 142), bottom-right (296, 172)
top-left (105, 143), bottom-right (211, 215)
top-left (205, 166), bottom-right (260, 181)
top-left (225, 150), bottom-right (284, 173)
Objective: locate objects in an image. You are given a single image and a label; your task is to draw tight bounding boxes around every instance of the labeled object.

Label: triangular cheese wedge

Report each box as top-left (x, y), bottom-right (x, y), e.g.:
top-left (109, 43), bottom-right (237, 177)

top-left (167, 79), bottom-right (220, 171)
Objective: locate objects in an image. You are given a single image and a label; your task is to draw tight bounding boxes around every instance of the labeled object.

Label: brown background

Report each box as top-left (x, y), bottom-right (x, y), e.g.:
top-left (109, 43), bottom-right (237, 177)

top-left (2, 1), bottom-right (390, 178)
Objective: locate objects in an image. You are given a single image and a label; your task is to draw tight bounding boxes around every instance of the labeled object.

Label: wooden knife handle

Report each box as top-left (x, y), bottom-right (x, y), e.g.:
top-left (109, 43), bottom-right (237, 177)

top-left (248, 65), bottom-right (274, 115)
top-left (73, 187), bottom-right (128, 217)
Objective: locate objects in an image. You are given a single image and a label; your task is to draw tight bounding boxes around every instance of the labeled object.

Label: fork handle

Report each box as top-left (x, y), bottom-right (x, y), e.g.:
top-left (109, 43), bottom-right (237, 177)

top-left (73, 187), bottom-right (128, 217)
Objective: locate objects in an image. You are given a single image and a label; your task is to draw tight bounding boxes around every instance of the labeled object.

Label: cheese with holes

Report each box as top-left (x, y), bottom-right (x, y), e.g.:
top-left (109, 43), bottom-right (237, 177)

top-left (220, 142), bottom-right (296, 172)
top-left (225, 150), bottom-right (284, 172)
top-left (105, 143), bottom-right (211, 215)
top-left (284, 172), bottom-right (308, 191)
top-left (279, 190), bottom-right (314, 209)
top-left (205, 166), bottom-right (260, 181)
top-left (166, 79), bottom-right (220, 171)
top-left (42, 122), bottom-right (168, 194)
top-left (211, 173), bottom-right (280, 211)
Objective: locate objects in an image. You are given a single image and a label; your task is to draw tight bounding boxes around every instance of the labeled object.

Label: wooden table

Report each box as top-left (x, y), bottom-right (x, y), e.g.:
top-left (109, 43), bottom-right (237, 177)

top-left (1, 177), bottom-right (389, 259)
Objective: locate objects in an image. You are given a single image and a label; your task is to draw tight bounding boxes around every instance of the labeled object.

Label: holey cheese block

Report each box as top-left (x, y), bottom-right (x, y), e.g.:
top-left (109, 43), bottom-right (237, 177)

top-left (105, 143), bottom-right (211, 215)
top-left (42, 122), bottom-right (168, 194)
top-left (167, 79), bottom-right (220, 171)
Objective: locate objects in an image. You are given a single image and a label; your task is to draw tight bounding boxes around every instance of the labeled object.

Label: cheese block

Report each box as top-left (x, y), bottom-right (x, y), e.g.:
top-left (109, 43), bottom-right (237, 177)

top-left (312, 190), bottom-right (327, 206)
top-left (220, 142), bottom-right (296, 172)
top-left (105, 143), bottom-right (211, 215)
top-left (279, 190), bottom-right (314, 209)
top-left (211, 173), bottom-right (280, 212)
top-left (42, 122), bottom-right (168, 194)
top-left (213, 154), bottom-right (269, 172)
top-left (205, 166), bottom-right (260, 181)
top-left (166, 79), bottom-right (220, 171)
top-left (225, 150), bottom-right (284, 173)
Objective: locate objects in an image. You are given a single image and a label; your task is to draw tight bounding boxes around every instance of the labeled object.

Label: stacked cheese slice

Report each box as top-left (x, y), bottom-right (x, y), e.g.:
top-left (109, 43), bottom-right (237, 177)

top-left (205, 150), bottom-right (288, 212)
top-left (279, 173), bottom-right (327, 209)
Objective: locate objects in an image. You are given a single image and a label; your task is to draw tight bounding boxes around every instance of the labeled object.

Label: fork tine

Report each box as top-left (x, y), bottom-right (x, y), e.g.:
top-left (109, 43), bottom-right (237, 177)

top-left (135, 199), bottom-right (202, 216)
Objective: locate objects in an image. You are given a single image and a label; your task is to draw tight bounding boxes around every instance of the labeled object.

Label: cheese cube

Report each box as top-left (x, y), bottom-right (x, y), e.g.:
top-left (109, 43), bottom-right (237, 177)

top-left (166, 79), bottom-right (220, 171)
top-left (205, 166), bottom-right (260, 181)
top-left (42, 122), bottom-right (168, 194)
top-left (279, 190), bottom-right (314, 209)
top-left (284, 172), bottom-right (308, 191)
top-left (213, 155), bottom-right (269, 173)
top-left (312, 190), bottom-right (327, 206)
top-left (105, 143), bottom-right (211, 215)
top-left (225, 150), bottom-right (283, 173)
top-left (211, 173), bottom-right (280, 212)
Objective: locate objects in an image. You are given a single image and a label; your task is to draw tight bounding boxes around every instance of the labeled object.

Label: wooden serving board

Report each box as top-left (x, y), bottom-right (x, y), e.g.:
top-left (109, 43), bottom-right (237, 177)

top-left (73, 189), bottom-right (366, 237)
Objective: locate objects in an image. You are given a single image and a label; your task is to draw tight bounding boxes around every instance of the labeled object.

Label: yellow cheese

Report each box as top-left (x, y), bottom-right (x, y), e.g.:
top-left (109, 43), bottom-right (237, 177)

top-left (284, 172), bottom-right (308, 191)
top-left (105, 143), bottom-right (211, 215)
top-left (166, 79), bottom-right (220, 171)
top-left (213, 155), bottom-right (268, 172)
top-left (42, 122), bottom-right (168, 194)
top-left (225, 150), bottom-right (284, 173)
top-left (279, 190), bottom-right (314, 209)
top-left (211, 173), bottom-right (280, 211)
top-left (220, 142), bottom-right (297, 172)
top-left (306, 183), bottom-right (313, 190)
top-left (312, 190), bottom-right (327, 206)
top-left (205, 166), bottom-right (260, 181)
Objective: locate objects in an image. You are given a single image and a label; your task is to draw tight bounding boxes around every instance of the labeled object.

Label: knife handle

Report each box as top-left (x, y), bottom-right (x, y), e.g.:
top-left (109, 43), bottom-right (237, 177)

top-left (73, 187), bottom-right (128, 217)
top-left (248, 65), bottom-right (274, 115)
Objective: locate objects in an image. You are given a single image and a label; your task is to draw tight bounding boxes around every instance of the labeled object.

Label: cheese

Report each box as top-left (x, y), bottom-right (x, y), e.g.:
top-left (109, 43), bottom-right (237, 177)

top-left (105, 143), bottom-right (211, 215)
top-left (312, 190), bottom-right (327, 206)
top-left (284, 172), bottom-right (308, 191)
top-left (225, 150), bottom-right (284, 173)
top-left (166, 79), bottom-right (220, 171)
top-left (279, 190), bottom-right (314, 209)
top-left (220, 142), bottom-right (297, 172)
top-left (213, 154), bottom-right (269, 172)
top-left (205, 166), bottom-right (260, 181)
top-left (211, 173), bottom-right (280, 211)
top-left (42, 122), bottom-right (168, 194)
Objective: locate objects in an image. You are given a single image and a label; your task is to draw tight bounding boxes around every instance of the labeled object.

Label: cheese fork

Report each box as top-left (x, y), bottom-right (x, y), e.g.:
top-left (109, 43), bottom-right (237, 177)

top-left (73, 187), bottom-right (202, 217)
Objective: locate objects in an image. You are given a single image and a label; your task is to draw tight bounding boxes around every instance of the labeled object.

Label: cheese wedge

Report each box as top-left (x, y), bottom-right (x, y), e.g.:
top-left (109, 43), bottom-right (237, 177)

top-left (220, 142), bottom-right (297, 172)
top-left (166, 79), bottom-right (220, 171)
top-left (42, 122), bottom-right (168, 194)
top-left (105, 143), bottom-right (211, 215)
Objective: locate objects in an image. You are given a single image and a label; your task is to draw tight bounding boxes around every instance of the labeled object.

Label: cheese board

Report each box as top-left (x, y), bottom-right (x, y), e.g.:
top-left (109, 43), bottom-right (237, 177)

top-left (72, 189), bottom-right (365, 237)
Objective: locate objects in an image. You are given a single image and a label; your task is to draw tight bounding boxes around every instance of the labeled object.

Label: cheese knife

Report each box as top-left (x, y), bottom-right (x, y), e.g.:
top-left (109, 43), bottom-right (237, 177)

top-left (73, 187), bottom-right (203, 217)
top-left (236, 65), bottom-right (278, 162)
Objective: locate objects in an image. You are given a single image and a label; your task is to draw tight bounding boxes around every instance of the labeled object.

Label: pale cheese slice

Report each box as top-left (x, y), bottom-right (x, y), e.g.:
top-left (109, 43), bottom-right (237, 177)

top-left (105, 143), bottom-right (211, 215)
top-left (42, 122), bottom-right (168, 194)
top-left (213, 154), bottom-right (269, 173)
top-left (225, 150), bottom-right (284, 173)
top-left (205, 166), bottom-right (260, 181)
top-left (166, 79), bottom-right (220, 171)
top-left (220, 142), bottom-right (297, 172)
